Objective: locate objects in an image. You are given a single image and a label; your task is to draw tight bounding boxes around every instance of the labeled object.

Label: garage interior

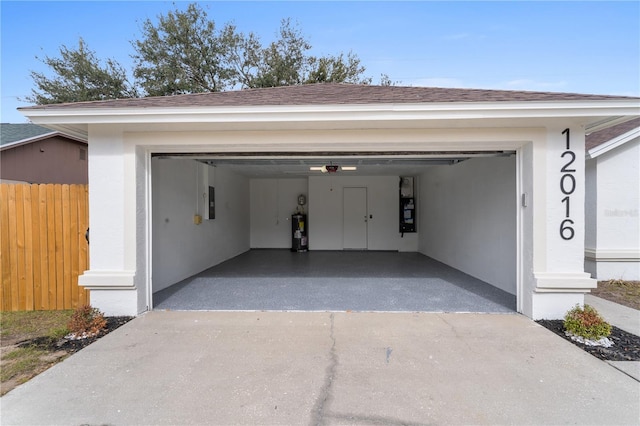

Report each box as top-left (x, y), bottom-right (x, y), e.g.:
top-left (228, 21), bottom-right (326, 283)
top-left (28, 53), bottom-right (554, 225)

top-left (150, 152), bottom-right (518, 313)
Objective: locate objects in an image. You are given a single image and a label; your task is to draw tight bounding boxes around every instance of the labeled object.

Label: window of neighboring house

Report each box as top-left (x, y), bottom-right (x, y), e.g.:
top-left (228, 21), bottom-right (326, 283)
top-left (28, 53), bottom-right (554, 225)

top-left (79, 148), bottom-right (86, 161)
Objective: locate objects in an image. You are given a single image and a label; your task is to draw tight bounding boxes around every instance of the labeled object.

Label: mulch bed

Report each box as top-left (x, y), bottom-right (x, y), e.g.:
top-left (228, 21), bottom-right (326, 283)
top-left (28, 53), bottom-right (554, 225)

top-left (17, 316), bottom-right (134, 353)
top-left (537, 320), bottom-right (640, 361)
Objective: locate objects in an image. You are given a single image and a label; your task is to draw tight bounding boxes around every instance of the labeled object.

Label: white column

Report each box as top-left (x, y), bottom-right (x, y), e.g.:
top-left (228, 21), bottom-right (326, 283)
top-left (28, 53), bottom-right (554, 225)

top-left (78, 125), bottom-right (138, 316)
top-left (528, 125), bottom-right (596, 319)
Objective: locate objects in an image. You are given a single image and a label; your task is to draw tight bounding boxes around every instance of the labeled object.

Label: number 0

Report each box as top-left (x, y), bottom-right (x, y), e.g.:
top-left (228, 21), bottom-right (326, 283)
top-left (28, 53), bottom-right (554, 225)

top-left (560, 174), bottom-right (576, 195)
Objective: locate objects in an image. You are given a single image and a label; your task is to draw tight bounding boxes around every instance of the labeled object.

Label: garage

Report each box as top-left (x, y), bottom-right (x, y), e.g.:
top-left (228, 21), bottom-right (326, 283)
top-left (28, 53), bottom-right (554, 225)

top-left (20, 83), bottom-right (638, 319)
top-left (150, 153), bottom-right (517, 312)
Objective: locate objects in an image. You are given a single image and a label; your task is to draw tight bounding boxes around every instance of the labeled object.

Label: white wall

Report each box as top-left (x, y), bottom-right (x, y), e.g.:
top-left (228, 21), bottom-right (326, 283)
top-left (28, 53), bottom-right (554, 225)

top-left (585, 137), bottom-right (640, 280)
top-left (250, 178), bottom-right (308, 248)
top-left (307, 175), bottom-right (417, 251)
top-left (418, 157), bottom-right (517, 294)
top-left (152, 159), bottom-right (250, 292)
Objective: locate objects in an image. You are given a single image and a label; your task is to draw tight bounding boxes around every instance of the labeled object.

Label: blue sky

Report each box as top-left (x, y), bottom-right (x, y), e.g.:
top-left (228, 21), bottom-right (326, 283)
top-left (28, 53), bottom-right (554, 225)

top-left (1, 1), bottom-right (639, 123)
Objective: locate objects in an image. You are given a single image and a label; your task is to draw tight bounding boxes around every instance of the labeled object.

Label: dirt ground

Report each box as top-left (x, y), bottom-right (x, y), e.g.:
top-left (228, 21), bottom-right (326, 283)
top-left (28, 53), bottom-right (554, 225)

top-left (590, 280), bottom-right (640, 310)
top-left (1, 314), bottom-right (131, 396)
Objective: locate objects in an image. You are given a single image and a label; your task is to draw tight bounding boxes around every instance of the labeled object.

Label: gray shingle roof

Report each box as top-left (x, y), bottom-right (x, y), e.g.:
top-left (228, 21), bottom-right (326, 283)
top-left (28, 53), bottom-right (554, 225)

top-left (0, 123), bottom-right (53, 146)
top-left (18, 83), bottom-right (638, 111)
top-left (586, 117), bottom-right (640, 151)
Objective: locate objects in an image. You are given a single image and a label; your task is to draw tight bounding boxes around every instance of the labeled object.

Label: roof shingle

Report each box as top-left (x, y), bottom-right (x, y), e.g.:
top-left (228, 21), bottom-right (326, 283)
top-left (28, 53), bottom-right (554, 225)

top-left (0, 123), bottom-right (53, 146)
top-left (586, 117), bottom-right (640, 151)
top-left (18, 83), bottom-right (638, 111)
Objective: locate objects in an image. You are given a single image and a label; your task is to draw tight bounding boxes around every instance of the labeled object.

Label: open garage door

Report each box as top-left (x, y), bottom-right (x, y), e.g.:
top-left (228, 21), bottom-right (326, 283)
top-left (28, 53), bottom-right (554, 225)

top-left (150, 151), bottom-right (518, 313)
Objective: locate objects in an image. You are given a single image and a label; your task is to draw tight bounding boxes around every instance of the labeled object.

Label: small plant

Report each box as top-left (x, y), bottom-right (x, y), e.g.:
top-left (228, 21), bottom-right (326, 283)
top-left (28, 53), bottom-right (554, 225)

top-left (563, 304), bottom-right (611, 341)
top-left (66, 305), bottom-right (107, 339)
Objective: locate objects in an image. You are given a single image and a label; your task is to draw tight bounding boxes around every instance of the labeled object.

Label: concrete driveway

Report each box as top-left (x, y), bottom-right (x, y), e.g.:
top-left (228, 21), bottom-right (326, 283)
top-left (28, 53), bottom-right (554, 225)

top-left (1, 311), bottom-right (638, 425)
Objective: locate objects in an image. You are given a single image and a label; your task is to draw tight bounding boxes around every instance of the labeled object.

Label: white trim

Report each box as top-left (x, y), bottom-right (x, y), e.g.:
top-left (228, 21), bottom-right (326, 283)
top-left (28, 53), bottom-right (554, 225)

top-left (78, 270), bottom-right (136, 290)
top-left (21, 99), bottom-right (640, 140)
top-left (516, 148), bottom-right (524, 314)
top-left (534, 272), bottom-right (597, 291)
top-left (587, 126), bottom-right (640, 159)
top-left (584, 248), bottom-right (640, 261)
top-left (145, 149), bottom-right (154, 311)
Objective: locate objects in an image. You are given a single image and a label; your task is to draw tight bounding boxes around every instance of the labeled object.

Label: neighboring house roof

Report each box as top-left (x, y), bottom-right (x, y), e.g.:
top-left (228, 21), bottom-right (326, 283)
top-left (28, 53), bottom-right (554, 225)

top-left (1, 123), bottom-right (55, 146)
top-left (0, 123), bottom-right (87, 151)
top-left (18, 83), bottom-right (638, 110)
top-left (586, 117), bottom-right (640, 159)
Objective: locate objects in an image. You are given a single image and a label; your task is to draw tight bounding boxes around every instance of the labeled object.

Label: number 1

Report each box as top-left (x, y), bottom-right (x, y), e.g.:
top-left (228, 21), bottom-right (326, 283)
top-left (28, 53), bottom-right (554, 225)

top-left (562, 128), bottom-right (570, 150)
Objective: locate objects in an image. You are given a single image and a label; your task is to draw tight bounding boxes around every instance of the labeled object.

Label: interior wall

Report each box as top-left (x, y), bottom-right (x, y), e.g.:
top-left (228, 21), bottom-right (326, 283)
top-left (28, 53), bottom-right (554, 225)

top-left (418, 157), bottom-right (517, 294)
top-left (308, 175), bottom-right (416, 251)
top-left (152, 159), bottom-right (250, 292)
top-left (250, 178), bottom-right (308, 248)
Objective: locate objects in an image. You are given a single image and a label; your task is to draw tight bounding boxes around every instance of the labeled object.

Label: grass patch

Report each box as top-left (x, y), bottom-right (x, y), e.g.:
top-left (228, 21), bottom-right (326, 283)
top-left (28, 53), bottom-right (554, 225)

top-left (1, 310), bottom-right (73, 396)
top-left (1, 310), bottom-right (73, 342)
top-left (0, 346), bottom-right (50, 382)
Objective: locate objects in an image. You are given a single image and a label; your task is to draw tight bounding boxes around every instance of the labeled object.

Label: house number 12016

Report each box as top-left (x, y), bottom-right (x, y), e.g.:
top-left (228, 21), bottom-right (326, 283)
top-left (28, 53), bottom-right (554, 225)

top-left (560, 128), bottom-right (575, 240)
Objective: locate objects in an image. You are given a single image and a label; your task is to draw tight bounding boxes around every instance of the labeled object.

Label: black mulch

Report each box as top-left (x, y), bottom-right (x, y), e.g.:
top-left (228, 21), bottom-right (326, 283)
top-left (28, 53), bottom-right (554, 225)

top-left (17, 316), bottom-right (134, 354)
top-left (537, 320), bottom-right (640, 361)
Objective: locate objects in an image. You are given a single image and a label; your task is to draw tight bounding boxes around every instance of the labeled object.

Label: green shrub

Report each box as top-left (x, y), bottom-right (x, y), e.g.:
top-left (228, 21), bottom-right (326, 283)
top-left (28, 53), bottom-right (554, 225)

top-left (563, 304), bottom-right (611, 340)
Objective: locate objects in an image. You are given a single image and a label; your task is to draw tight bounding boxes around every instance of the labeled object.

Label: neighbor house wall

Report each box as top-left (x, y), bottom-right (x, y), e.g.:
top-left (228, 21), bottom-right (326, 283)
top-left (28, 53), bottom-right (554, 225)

top-left (418, 157), bottom-right (517, 294)
top-left (0, 137), bottom-right (88, 184)
top-left (250, 178), bottom-right (308, 248)
top-left (308, 175), bottom-right (417, 251)
top-left (585, 136), bottom-right (640, 280)
top-left (152, 159), bottom-right (250, 292)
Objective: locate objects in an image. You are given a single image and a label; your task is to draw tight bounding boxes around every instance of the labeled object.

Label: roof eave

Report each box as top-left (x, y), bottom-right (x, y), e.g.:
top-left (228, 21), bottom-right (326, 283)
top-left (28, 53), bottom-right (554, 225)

top-left (20, 99), bottom-right (640, 140)
top-left (587, 126), bottom-right (640, 159)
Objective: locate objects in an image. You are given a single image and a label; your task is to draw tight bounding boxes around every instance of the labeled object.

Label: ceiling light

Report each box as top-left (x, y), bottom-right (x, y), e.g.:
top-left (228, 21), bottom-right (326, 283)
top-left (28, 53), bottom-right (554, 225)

top-left (309, 165), bottom-right (355, 173)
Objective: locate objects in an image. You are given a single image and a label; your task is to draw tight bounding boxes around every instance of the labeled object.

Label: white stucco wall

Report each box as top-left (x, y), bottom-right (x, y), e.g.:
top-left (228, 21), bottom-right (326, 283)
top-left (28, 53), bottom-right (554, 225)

top-left (418, 157), bottom-right (517, 294)
top-left (75, 124), bottom-right (602, 319)
top-left (250, 178), bottom-right (308, 248)
top-left (585, 136), bottom-right (640, 280)
top-left (307, 175), bottom-right (417, 251)
top-left (151, 159), bottom-right (250, 292)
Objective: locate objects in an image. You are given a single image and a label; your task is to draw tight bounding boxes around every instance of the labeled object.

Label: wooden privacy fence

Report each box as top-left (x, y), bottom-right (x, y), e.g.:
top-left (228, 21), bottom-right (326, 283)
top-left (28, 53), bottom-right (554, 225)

top-left (0, 184), bottom-right (89, 311)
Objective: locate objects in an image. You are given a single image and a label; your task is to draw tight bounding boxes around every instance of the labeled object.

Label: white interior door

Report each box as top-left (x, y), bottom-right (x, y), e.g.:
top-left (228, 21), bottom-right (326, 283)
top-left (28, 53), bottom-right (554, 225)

top-left (343, 187), bottom-right (368, 249)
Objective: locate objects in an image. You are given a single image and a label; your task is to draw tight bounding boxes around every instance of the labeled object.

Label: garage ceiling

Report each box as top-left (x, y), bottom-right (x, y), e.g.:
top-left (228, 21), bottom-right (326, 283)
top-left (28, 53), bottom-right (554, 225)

top-left (154, 151), bottom-right (515, 178)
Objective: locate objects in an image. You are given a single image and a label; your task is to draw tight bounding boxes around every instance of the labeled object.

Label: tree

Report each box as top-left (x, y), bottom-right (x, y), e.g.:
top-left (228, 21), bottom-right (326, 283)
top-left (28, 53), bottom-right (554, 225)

top-left (248, 20), bottom-right (370, 88)
top-left (246, 18), bottom-right (312, 88)
top-left (132, 5), bottom-right (373, 95)
top-left (28, 3), bottom-right (390, 103)
top-left (26, 38), bottom-right (136, 104)
top-left (131, 3), bottom-right (239, 96)
top-left (305, 52), bottom-right (370, 85)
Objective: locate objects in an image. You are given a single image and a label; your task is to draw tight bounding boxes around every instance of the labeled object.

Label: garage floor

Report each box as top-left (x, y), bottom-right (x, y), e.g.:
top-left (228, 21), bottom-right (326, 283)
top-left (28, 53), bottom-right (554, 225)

top-left (153, 250), bottom-right (516, 312)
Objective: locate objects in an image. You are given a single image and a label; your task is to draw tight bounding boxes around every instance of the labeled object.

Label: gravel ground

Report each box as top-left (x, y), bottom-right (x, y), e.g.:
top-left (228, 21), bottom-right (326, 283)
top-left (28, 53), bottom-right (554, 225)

top-left (537, 320), bottom-right (640, 361)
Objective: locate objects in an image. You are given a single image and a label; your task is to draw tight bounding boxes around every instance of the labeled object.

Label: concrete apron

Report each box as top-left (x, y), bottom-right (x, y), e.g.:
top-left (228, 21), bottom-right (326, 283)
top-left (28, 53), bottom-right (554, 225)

top-left (1, 312), bottom-right (638, 426)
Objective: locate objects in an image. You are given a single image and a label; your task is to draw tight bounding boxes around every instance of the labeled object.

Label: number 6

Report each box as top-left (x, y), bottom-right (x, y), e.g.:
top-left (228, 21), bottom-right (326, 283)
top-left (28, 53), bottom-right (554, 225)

top-left (560, 219), bottom-right (575, 240)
